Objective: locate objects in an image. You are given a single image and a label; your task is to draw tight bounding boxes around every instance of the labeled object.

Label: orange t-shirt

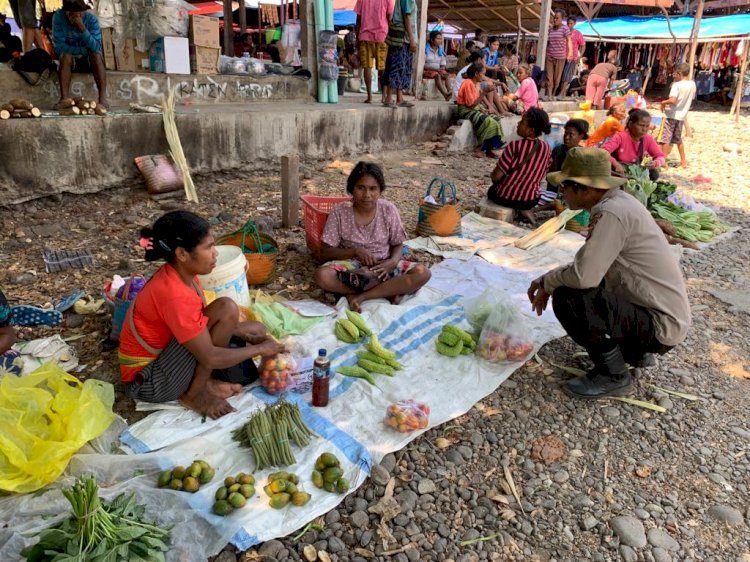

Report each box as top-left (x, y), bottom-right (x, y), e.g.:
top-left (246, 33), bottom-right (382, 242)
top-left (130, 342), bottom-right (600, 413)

top-left (118, 264), bottom-right (208, 382)
top-left (586, 115), bottom-right (624, 146)
top-left (456, 79), bottom-right (480, 107)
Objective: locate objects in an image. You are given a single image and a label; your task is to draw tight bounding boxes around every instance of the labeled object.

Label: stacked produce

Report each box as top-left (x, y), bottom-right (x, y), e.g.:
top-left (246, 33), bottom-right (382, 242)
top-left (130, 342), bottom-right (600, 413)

top-left (650, 201), bottom-right (729, 243)
top-left (384, 400), bottom-right (430, 432)
top-left (262, 471), bottom-right (311, 508)
top-left (259, 353), bottom-right (296, 395)
top-left (311, 452), bottom-right (349, 494)
top-left (1, 98), bottom-right (41, 119)
top-left (334, 309), bottom-right (372, 343)
top-left (57, 96), bottom-right (108, 116)
top-left (337, 334), bottom-right (402, 386)
top-left (213, 472), bottom-right (257, 516)
top-left (157, 459), bottom-right (215, 492)
top-left (22, 476), bottom-right (170, 561)
top-left (232, 399), bottom-right (316, 470)
top-left (435, 324), bottom-right (476, 357)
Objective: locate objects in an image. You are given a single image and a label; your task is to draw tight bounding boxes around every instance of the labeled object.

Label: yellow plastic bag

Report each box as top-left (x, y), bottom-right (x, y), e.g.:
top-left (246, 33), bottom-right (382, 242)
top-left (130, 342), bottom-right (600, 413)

top-left (0, 363), bottom-right (115, 493)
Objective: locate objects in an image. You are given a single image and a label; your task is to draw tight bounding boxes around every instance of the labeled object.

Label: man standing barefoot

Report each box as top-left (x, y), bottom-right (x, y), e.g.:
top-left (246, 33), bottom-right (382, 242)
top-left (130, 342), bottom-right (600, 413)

top-left (659, 62), bottom-right (696, 168)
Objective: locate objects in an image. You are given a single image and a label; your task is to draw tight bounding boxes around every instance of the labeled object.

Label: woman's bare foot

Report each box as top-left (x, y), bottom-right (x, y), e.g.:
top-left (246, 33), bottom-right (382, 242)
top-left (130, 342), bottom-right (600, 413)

top-left (207, 378), bottom-right (242, 398)
top-left (519, 209), bottom-right (537, 227)
top-left (387, 295), bottom-right (402, 305)
top-left (473, 148), bottom-right (485, 159)
top-left (180, 391), bottom-right (236, 419)
top-left (346, 293), bottom-right (366, 313)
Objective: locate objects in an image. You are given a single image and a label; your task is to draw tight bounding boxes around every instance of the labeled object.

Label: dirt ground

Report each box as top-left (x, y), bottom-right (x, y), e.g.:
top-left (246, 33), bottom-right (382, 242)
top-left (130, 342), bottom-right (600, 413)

top-left (1, 102), bottom-right (749, 561)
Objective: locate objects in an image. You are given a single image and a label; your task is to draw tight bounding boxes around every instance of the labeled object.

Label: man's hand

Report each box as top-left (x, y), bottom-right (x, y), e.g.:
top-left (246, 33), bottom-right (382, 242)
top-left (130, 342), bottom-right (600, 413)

top-left (354, 247), bottom-right (377, 266)
top-left (527, 276), bottom-right (551, 316)
top-left (409, 41), bottom-right (417, 54)
top-left (253, 340), bottom-right (287, 358)
top-left (69, 12), bottom-right (85, 32)
top-left (370, 258), bottom-right (398, 281)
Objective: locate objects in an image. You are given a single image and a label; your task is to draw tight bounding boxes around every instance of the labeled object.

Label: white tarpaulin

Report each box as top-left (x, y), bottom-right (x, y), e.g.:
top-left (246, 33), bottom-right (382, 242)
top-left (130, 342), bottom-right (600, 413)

top-left (0, 218), bottom-right (584, 562)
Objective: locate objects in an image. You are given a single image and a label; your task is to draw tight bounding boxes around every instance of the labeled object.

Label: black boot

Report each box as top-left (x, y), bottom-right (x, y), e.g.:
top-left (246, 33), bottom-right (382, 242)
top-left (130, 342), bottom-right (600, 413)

top-left (566, 346), bottom-right (633, 399)
top-left (622, 350), bottom-right (656, 369)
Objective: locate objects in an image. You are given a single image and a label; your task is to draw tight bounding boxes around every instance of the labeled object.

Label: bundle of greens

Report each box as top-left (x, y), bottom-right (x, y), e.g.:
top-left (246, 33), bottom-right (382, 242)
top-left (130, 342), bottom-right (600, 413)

top-left (623, 165), bottom-right (677, 208)
top-left (650, 202), bottom-right (729, 242)
top-left (22, 476), bottom-right (170, 562)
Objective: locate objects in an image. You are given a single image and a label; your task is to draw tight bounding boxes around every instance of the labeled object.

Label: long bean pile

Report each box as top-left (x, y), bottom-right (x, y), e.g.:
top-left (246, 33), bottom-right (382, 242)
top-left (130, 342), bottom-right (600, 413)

top-left (22, 476), bottom-right (170, 561)
top-left (232, 400), bottom-right (316, 470)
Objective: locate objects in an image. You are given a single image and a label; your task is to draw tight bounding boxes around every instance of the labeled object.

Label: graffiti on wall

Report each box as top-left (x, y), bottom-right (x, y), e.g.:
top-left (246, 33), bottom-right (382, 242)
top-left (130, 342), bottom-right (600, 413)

top-left (43, 74), bottom-right (279, 104)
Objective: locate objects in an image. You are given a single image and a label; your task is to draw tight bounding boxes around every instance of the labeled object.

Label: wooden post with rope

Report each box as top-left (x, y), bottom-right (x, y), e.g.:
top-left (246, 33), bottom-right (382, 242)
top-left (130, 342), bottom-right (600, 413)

top-left (730, 42), bottom-right (748, 122)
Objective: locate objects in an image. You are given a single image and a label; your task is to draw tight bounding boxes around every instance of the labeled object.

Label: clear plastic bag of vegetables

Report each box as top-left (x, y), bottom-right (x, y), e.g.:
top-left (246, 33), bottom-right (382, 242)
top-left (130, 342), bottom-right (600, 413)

top-left (259, 353), bottom-right (297, 395)
top-left (384, 400), bottom-right (430, 433)
top-left (462, 287), bottom-right (511, 332)
top-left (477, 292), bottom-right (534, 363)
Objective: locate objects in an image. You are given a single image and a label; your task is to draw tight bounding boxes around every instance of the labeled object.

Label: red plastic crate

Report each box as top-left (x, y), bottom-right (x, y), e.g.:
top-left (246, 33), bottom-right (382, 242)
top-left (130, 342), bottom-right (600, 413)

top-left (301, 195), bottom-right (351, 260)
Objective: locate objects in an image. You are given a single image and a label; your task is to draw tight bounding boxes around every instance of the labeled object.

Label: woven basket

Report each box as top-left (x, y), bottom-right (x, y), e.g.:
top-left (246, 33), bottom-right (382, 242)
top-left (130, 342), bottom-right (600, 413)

top-left (216, 224), bottom-right (279, 286)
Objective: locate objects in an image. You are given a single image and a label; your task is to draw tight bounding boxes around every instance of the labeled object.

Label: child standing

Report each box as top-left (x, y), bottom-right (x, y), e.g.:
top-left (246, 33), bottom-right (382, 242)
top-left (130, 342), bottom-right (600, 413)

top-left (659, 62), bottom-right (696, 168)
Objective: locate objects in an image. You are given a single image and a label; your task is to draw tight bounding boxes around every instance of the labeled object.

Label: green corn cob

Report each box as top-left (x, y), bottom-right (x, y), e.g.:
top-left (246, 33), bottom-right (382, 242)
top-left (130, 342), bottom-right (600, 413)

top-left (358, 359), bottom-right (395, 376)
top-left (345, 309), bottom-right (372, 336)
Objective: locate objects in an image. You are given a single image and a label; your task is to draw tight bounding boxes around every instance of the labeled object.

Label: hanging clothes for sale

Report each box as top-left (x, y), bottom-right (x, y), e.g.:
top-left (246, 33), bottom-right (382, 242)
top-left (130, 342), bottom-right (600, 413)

top-left (695, 70), bottom-right (714, 96)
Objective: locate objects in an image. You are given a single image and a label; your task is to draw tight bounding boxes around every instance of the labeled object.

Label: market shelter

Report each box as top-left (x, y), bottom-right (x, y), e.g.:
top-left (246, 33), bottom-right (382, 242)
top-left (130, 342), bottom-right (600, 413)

top-left (575, 14), bottom-right (750, 43)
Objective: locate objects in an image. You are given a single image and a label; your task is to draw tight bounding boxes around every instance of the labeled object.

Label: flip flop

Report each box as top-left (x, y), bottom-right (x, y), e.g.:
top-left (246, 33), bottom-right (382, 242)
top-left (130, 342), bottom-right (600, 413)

top-left (54, 289), bottom-right (86, 312)
top-left (382, 102), bottom-right (397, 109)
top-left (10, 305), bottom-right (63, 327)
top-left (398, 101), bottom-right (415, 108)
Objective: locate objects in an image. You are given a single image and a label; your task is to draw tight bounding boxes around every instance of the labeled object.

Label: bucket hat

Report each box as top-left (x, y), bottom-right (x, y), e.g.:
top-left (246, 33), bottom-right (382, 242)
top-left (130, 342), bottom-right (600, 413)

top-left (547, 147), bottom-right (626, 190)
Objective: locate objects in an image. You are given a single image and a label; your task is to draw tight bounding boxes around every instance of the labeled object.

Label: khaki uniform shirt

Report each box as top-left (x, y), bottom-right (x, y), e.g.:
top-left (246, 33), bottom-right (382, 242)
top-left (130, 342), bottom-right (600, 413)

top-left (543, 189), bottom-right (691, 346)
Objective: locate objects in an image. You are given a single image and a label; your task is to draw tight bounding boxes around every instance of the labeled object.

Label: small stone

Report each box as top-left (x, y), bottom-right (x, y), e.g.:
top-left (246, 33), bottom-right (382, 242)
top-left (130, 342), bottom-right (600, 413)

top-left (214, 552), bottom-right (236, 562)
top-left (350, 510), bottom-right (369, 529)
top-left (405, 546), bottom-right (420, 562)
top-left (572, 494), bottom-right (595, 509)
top-left (610, 516), bottom-right (647, 548)
top-left (325, 510), bottom-right (340, 525)
top-left (619, 546), bottom-right (637, 562)
top-left (14, 273), bottom-right (35, 285)
top-left (359, 530), bottom-right (373, 546)
top-left (445, 449), bottom-right (464, 465)
top-left (396, 490), bottom-right (419, 514)
top-left (602, 406), bottom-right (620, 418)
top-left (647, 528), bottom-right (679, 551)
top-left (581, 516), bottom-right (598, 531)
top-left (418, 478), bottom-right (437, 494)
top-left (380, 453), bottom-right (397, 473)
top-left (634, 508), bottom-right (651, 520)
top-left (370, 464), bottom-right (390, 486)
top-left (457, 445), bottom-right (473, 459)
top-left (65, 314), bottom-right (85, 329)
top-left (713, 391), bottom-right (727, 400)
top-left (553, 470), bottom-right (570, 484)
top-left (730, 427), bottom-right (750, 441)
top-left (327, 536), bottom-right (345, 553)
top-left (707, 504), bottom-right (745, 525)
top-left (652, 547), bottom-right (672, 562)
top-left (217, 211), bottom-right (234, 222)
top-left (258, 540), bottom-right (284, 558)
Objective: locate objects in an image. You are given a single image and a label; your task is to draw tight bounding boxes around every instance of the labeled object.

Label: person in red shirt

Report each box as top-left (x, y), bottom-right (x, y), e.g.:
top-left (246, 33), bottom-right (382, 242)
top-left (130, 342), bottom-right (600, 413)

top-left (118, 211), bottom-right (284, 419)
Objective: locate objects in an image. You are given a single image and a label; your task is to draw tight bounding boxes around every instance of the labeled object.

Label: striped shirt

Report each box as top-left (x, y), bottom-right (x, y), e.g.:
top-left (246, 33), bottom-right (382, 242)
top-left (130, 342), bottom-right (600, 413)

top-left (489, 139), bottom-right (552, 203)
top-left (547, 25), bottom-right (570, 60)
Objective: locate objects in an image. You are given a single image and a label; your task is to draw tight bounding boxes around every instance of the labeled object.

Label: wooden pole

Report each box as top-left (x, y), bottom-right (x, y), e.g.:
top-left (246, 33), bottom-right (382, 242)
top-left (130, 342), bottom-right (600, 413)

top-left (641, 45), bottom-right (658, 94)
top-left (239, 0), bottom-right (246, 34)
top-left (299, 0), bottom-right (317, 98)
top-left (686, 0), bottom-right (705, 79)
top-left (223, 0), bottom-right (234, 56)
top-left (281, 154), bottom-right (300, 228)
top-left (537, 0), bottom-right (553, 85)
top-left (412, 0), bottom-right (430, 99)
top-left (731, 42), bottom-right (748, 122)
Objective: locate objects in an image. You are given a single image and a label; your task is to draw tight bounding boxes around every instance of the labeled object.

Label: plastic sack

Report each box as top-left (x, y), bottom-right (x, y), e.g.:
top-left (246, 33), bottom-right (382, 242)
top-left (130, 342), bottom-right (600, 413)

top-left (463, 287), bottom-right (508, 333)
top-left (219, 55), bottom-right (250, 75)
top-left (0, 363), bottom-right (115, 493)
top-left (476, 292), bottom-right (534, 363)
top-left (135, 0), bottom-right (192, 51)
top-left (666, 191), bottom-right (713, 213)
top-left (384, 400), bottom-right (430, 433)
top-left (318, 30), bottom-right (339, 82)
top-left (259, 353), bottom-right (297, 395)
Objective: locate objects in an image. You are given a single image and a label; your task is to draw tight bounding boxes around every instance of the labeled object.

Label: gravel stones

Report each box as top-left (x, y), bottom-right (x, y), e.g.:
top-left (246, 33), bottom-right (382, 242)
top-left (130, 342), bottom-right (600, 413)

top-left (530, 435), bottom-right (566, 464)
top-left (553, 469), bottom-right (570, 484)
top-left (327, 536), bottom-right (345, 553)
top-left (707, 504), bottom-right (745, 525)
top-left (370, 464), bottom-right (390, 486)
top-left (258, 540), bottom-right (284, 558)
top-left (349, 510), bottom-right (369, 529)
top-left (619, 545), bottom-right (637, 562)
top-left (417, 478), bottom-right (437, 494)
top-left (581, 516), bottom-right (599, 531)
top-left (610, 516), bottom-right (647, 548)
top-left (647, 528), bottom-right (680, 551)
top-left (572, 494), bottom-right (595, 509)
top-left (396, 490), bottom-right (418, 514)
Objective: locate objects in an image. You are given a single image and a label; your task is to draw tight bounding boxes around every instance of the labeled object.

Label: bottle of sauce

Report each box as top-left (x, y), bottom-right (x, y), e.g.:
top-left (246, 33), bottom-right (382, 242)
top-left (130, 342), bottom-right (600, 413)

top-left (312, 349), bottom-right (330, 407)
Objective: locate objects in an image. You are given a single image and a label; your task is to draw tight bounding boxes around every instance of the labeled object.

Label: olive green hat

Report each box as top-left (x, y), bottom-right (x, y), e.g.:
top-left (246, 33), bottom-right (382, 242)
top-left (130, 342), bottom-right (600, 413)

top-left (546, 147), bottom-right (626, 190)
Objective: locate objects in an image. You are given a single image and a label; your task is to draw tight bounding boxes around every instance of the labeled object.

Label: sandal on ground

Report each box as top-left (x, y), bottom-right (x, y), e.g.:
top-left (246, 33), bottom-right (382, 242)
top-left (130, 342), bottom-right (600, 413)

top-left (398, 101), bottom-right (415, 108)
top-left (10, 305), bottom-right (63, 327)
top-left (382, 101), bottom-right (397, 109)
top-left (336, 270), bottom-right (375, 294)
top-left (54, 289), bottom-right (86, 312)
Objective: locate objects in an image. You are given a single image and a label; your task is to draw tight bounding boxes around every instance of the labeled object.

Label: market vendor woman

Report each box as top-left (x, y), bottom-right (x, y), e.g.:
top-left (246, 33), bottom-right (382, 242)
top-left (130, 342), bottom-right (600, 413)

top-left (314, 162), bottom-right (431, 312)
top-left (119, 211), bottom-right (284, 419)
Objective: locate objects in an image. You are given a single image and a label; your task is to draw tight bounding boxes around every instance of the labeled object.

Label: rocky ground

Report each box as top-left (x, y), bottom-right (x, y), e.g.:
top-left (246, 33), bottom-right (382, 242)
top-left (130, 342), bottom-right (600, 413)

top-left (1, 104), bottom-right (748, 562)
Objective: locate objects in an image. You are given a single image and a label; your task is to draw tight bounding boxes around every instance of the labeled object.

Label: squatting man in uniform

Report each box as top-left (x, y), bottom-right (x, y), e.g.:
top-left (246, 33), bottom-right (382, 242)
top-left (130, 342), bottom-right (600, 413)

top-left (527, 148), bottom-right (691, 399)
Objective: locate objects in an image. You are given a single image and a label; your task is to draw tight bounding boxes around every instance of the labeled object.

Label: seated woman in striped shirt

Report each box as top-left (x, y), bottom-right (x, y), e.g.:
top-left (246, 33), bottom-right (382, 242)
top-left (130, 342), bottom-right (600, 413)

top-left (118, 211), bottom-right (284, 419)
top-left (487, 107), bottom-right (553, 225)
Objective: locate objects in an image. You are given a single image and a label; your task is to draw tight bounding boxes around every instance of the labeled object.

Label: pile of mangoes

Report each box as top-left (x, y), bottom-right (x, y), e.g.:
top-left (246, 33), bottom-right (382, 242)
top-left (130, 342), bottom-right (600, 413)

top-left (263, 471), bottom-right (311, 509)
top-left (311, 452), bottom-right (349, 494)
top-left (157, 460), bottom-right (215, 493)
top-left (213, 473), bottom-right (256, 516)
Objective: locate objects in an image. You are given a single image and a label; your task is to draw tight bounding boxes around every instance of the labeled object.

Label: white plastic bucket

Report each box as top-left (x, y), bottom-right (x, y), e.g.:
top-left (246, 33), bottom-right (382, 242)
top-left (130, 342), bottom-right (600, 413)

top-left (198, 245), bottom-right (251, 309)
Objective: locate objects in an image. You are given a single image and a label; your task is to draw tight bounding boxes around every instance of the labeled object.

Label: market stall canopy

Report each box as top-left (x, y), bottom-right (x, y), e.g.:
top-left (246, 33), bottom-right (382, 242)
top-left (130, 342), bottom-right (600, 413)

top-left (428, 0), bottom-right (544, 35)
top-left (577, 14), bottom-right (750, 43)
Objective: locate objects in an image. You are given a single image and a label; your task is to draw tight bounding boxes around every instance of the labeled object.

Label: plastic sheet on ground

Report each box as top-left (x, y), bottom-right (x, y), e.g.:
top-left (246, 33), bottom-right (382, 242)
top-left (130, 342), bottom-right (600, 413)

top-left (0, 219), bottom-right (584, 562)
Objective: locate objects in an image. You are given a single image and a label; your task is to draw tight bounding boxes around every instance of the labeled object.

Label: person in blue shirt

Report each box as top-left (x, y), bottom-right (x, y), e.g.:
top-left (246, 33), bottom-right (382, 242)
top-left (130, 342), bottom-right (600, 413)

top-left (482, 36), bottom-right (504, 82)
top-left (52, 0), bottom-right (108, 109)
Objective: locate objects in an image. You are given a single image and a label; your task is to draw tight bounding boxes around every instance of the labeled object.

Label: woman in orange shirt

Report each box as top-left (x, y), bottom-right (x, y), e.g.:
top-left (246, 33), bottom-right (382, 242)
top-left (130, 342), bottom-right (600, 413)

top-left (586, 103), bottom-right (626, 147)
top-left (456, 62), bottom-right (505, 158)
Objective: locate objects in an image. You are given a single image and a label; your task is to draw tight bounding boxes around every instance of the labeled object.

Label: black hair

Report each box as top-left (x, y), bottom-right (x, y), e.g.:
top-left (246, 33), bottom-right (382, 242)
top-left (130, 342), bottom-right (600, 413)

top-left (579, 69), bottom-right (590, 77)
top-left (429, 30), bottom-right (442, 43)
top-left (523, 107), bottom-right (552, 136)
top-left (607, 103), bottom-right (624, 116)
top-left (567, 15), bottom-right (577, 23)
top-left (466, 40), bottom-right (475, 49)
top-left (554, 8), bottom-right (566, 16)
top-left (527, 54), bottom-right (536, 64)
top-left (466, 62), bottom-right (484, 79)
top-left (488, 35), bottom-right (500, 46)
top-left (627, 108), bottom-right (651, 126)
top-left (475, 28), bottom-right (483, 35)
top-left (565, 118), bottom-right (590, 139)
top-left (140, 211), bottom-right (211, 264)
top-left (506, 45), bottom-right (516, 55)
top-left (346, 162), bottom-right (386, 194)
top-left (467, 51), bottom-right (483, 64)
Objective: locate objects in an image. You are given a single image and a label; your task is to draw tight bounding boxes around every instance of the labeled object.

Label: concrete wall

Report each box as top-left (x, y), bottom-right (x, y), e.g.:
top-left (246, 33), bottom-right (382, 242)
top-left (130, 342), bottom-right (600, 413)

top-left (0, 70), bottom-right (310, 109)
top-left (0, 102), bottom-right (455, 204)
